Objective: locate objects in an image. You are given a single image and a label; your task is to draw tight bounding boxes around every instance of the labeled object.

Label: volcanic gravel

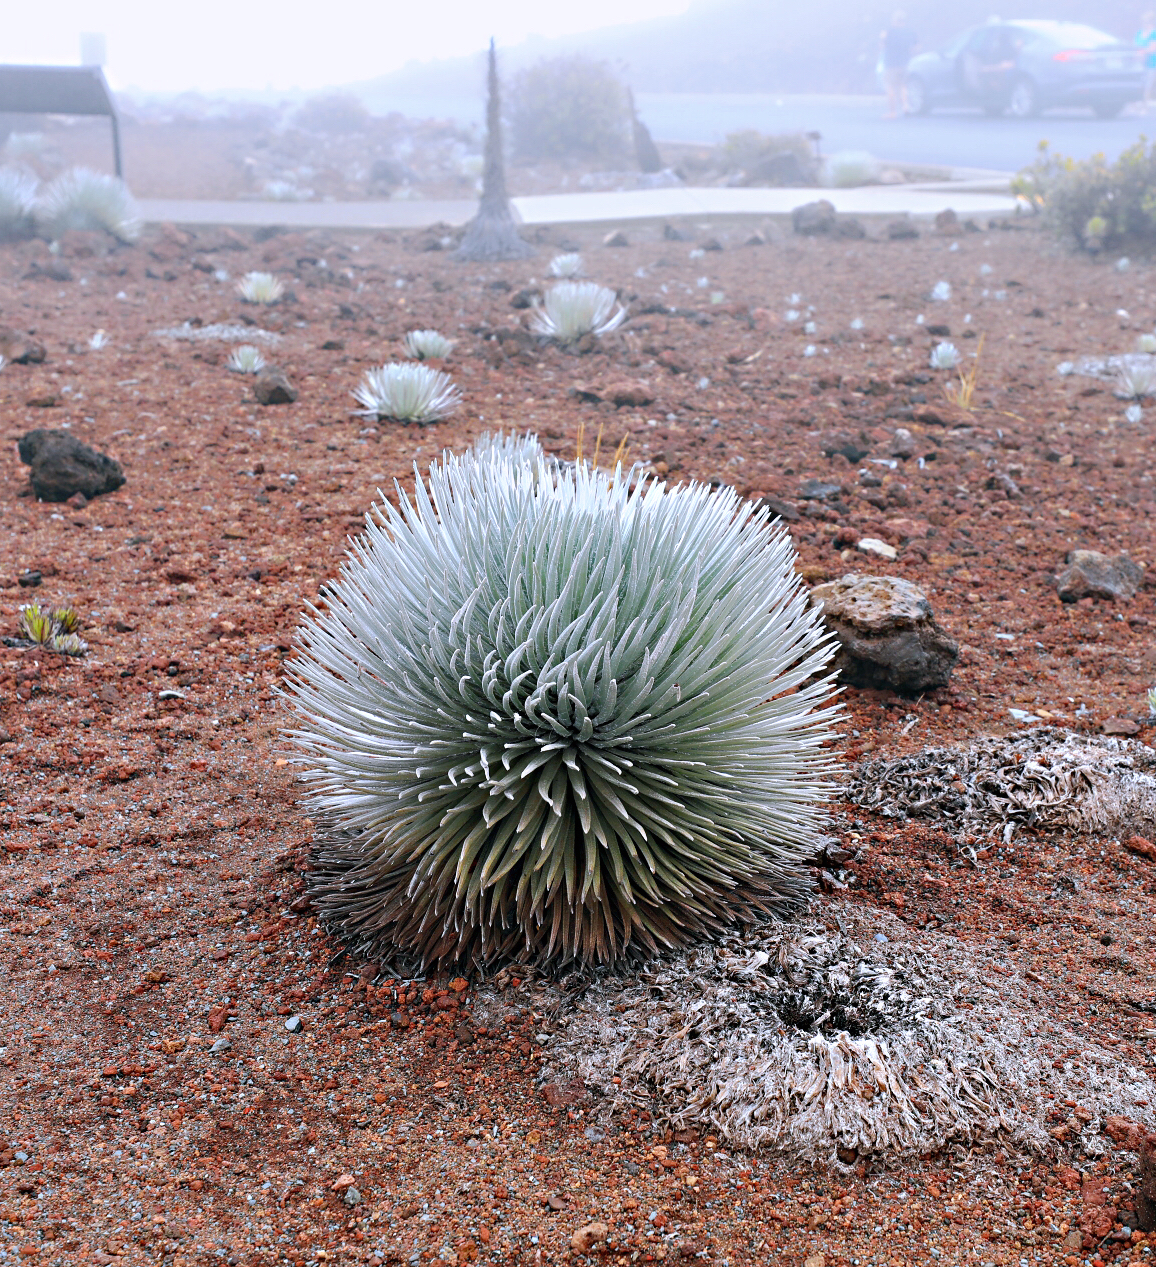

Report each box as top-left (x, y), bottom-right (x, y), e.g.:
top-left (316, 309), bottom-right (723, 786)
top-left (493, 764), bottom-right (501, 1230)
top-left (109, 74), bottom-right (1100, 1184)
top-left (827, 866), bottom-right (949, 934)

top-left (0, 213), bottom-right (1155, 1267)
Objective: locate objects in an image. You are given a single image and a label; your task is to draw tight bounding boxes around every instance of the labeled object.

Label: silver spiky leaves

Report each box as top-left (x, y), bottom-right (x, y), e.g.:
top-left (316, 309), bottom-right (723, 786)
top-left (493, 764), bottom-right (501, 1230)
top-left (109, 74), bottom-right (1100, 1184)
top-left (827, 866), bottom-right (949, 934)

top-left (352, 362), bottom-right (461, 424)
top-left (36, 167), bottom-right (141, 243)
top-left (530, 282), bottom-right (626, 343)
top-left (0, 166), bottom-right (39, 240)
top-left (236, 272), bottom-right (285, 304)
top-left (227, 344), bottom-right (267, 374)
top-left (284, 435), bottom-right (839, 969)
top-left (402, 329), bottom-right (455, 360)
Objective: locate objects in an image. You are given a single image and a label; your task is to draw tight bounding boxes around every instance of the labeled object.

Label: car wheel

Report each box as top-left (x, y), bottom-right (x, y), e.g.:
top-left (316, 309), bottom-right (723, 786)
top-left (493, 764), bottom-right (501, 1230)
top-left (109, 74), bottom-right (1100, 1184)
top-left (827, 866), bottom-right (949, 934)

top-left (1006, 76), bottom-right (1040, 118)
top-left (904, 76), bottom-right (930, 115)
top-left (1092, 100), bottom-right (1124, 119)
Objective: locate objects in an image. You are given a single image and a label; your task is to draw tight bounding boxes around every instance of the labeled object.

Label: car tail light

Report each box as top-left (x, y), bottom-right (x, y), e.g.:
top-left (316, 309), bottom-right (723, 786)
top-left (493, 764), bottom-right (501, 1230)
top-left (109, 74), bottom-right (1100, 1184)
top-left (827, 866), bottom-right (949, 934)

top-left (1052, 49), bottom-right (1094, 62)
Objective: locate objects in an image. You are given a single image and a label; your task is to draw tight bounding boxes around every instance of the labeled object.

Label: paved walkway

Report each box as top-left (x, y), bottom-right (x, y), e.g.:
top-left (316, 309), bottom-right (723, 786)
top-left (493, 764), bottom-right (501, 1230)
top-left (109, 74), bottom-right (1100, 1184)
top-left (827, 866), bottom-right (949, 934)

top-left (138, 180), bottom-right (1020, 233)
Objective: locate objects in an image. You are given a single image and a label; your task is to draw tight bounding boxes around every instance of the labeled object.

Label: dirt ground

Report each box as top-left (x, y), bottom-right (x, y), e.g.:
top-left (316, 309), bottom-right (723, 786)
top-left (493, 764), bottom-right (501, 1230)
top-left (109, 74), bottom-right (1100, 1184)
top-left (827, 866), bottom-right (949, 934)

top-left (1, 209), bottom-right (1155, 1267)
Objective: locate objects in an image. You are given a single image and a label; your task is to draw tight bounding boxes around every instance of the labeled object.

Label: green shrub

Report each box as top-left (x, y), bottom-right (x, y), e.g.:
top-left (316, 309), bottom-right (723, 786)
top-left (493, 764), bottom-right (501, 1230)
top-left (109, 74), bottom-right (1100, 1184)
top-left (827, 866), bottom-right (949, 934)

top-left (722, 129), bottom-right (812, 171)
top-left (506, 56), bottom-right (631, 163)
top-left (1014, 139), bottom-right (1156, 252)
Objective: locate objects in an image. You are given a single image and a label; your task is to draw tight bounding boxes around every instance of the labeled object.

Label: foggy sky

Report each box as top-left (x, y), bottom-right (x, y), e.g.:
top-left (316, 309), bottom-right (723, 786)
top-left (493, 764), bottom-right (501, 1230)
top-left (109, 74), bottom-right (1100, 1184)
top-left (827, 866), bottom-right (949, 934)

top-left (10, 0), bottom-right (692, 95)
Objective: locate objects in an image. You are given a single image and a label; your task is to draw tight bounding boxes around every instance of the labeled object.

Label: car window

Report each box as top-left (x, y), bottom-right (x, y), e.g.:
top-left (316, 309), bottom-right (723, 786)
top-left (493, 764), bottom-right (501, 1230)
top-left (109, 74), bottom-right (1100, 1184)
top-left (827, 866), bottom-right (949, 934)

top-left (1012, 22), bottom-right (1116, 50)
top-left (944, 29), bottom-right (975, 57)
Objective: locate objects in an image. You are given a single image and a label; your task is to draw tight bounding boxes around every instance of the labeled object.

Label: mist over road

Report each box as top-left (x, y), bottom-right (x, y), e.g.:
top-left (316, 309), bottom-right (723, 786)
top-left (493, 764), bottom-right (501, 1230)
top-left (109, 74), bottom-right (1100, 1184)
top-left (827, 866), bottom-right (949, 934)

top-left (634, 92), bottom-right (1149, 172)
top-left (378, 89), bottom-right (1149, 174)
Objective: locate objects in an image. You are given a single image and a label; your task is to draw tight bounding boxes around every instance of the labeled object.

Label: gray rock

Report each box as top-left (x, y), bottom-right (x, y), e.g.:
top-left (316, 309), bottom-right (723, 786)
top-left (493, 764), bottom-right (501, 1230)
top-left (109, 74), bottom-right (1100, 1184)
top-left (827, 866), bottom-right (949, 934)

top-left (602, 229), bottom-right (629, 247)
top-left (886, 219), bottom-right (920, 240)
top-left (253, 367), bottom-right (298, 406)
top-left (811, 573), bottom-right (959, 695)
top-left (284, 1014), bottom-right (303, 1033)
top-left (832, 216), bottom-right (867, 240)
top-left (210, 1038), bottom-right (231, 1054)
top-left (798, 478), bottom-right (843, 501)
top-left (791, 199), bottom-right (837, 236)
top-left (343, 1186), bottom-right (362, 1207)
top-left (17, 428), bottom-right (125, 502)
top-left (1056, 550), bottom-right (1143, 603)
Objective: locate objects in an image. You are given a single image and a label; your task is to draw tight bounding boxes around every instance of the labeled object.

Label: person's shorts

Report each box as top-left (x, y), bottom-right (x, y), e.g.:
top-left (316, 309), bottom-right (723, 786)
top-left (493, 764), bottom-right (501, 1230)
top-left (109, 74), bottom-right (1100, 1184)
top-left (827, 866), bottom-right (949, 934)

top-left (883, 66), bottom-right (907, 89)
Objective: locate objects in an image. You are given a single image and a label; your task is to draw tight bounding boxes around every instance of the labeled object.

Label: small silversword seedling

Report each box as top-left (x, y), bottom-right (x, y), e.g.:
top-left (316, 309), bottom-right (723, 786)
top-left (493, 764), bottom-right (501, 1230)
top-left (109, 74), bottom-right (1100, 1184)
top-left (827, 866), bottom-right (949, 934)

top-left (1115, 360), bottom-right (1156, 399)
top-left (227, 344), bottom-right (267, 374)
top-left (352, 362), bottom-right (461, 424)
top-left (402, 329), bottom-right (455, 360)
top-left (930, 280), bottom-right (952, 302)
top-left (36, 167), bottom-right (140, 243)
top-left (285, 435), bottom-right (839, 969)
top-left (929, 341), bottom-right (960, 370)
top-left (18, 604), bottom-right (87, 656)
top-left (531, 282), bottom-right (626, 343)
top-left (1137, 333), bottom-right (1156, 354)
top-left (236, 272), bottom-right (285, 305)
top-left (547, 252), bottom-right (583, 278)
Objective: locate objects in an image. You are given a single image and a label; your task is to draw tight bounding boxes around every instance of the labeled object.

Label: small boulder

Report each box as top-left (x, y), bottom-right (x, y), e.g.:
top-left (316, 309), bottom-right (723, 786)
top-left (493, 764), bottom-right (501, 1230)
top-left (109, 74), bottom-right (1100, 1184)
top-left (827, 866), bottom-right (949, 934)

top-left (886, 219), bottom-right (920, 241)
top-left (0, 327), bottom-right (47, 364)
top-left (607, 380), bottom-right (655, 408)
top-left (253, 367), bottom-right (298, 406)
top-left (17, 428), bottom-right (125, 502)
top-left (792, 199), bottom-right (837, 236)
top-left (811, 573), bottom-right (959, 694)
top-left (935, 208), bottom-right (962, 235)
top-left (832, 216), bottom-right (867, 240)
top-left (570, 1222), bottom-right (609, 1254)
top-left (1056, 549), bottom-right (1143, 603)
top-left (602, 229), bottom-right (629, 248)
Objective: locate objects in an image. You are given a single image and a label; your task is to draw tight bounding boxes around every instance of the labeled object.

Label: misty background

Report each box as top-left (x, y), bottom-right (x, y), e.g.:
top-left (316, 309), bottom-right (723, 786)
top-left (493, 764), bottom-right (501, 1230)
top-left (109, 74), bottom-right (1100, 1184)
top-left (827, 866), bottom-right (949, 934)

top-left (4, 0), bottom-right (1151, 184)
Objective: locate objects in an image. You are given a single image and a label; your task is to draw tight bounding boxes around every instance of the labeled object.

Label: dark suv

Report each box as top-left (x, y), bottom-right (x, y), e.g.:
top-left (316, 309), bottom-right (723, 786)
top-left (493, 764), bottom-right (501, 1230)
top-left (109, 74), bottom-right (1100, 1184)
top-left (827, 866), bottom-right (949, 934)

top-left (904, 20), bottom-right (1142, 118)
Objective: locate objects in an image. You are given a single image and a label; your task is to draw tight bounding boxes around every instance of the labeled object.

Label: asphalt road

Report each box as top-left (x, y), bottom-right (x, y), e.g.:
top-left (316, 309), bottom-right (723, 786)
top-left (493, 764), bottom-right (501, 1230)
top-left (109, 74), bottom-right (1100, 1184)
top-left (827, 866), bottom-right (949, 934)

top-left (635, 91), bottom-right (1151, 173)
top-left (381, 88), bottom-right (1151, 175)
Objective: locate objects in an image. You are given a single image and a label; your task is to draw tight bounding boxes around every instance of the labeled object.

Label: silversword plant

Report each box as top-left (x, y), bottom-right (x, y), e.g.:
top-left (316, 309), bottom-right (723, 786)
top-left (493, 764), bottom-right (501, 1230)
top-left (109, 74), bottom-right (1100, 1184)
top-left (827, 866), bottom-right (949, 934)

top-left (402, 329), bottom-right (455, 360)
top-left (286, 434), bottom-right (838, 968)
top-left (531, 281), bottom-right (626, 343)
top-left (547, 252), bottom-right (583, 278)
top-left (1137, 333), bottom-right (1156, 354)
top-left (227, 344), bottom-right (267, 374)
top-left (930, 280), bottom-right (952, 302)
top-left (236, 272), bottom-right (285, 304)
top-left (352, 362), bottom-right (461, 424)
top-left (1115, 360), bottom-right (1156, 399)
top-left (929, 341), bottom-right (960, 370)
top-left (0, 166), bottom-right (39, 240)
top-left (36, 167), bottom-right (140, 243)
top-left (89, 329), bottom-right (109, 350)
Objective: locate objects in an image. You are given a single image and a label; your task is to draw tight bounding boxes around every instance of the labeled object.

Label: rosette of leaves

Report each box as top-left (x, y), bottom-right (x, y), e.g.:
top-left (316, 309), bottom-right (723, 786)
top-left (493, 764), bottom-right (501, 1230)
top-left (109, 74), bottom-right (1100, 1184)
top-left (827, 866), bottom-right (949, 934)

top-left (401, 329), bottom-right (455, 361)
top-left (227, 344), bottom-right (267, 373)
top-left (530, 281), bottom-right (626, 344)
top-left (17, 604), bottom-right (87, 655)
top-left (284, 434), bottom-right (839, 969)
top-left (352, 362), bottom-right (461, 424)
top-left (35, 168), bottom-right (140, 243)
top-left (0, 167), bottom-right (39, 241)
top-left (236, 272), bottom-right (284, 304)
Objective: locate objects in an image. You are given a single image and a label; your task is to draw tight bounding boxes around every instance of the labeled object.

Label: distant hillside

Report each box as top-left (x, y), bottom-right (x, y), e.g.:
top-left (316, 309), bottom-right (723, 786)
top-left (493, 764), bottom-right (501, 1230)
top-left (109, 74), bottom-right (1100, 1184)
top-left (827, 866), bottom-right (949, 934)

top-left (351, 0), bottom-right (1142, 110)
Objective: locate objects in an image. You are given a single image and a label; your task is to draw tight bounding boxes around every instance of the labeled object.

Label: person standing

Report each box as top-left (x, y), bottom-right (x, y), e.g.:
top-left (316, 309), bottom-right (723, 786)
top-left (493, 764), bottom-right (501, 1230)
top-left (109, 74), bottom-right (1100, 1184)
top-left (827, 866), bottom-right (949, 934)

top-left (1136, 12), bottom-right (1156, 110)
top-left (881, 11), bottom-right (918, 118)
